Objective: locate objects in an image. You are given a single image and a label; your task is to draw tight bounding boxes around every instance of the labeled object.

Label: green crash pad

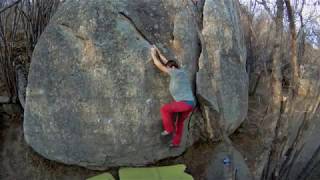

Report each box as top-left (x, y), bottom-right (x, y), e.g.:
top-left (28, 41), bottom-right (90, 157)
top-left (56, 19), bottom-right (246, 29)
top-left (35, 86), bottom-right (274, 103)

top-left (119, 164), bottom-right (193, 180)
top-left (87, 172), bottom-right (115, 180)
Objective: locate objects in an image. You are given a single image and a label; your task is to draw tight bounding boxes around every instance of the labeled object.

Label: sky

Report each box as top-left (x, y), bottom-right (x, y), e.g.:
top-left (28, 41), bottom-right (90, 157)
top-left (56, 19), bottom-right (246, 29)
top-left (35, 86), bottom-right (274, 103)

top-left (239, 0), bottom-right (319, 24)
top-left (239, 0), bottom-right (320, 46)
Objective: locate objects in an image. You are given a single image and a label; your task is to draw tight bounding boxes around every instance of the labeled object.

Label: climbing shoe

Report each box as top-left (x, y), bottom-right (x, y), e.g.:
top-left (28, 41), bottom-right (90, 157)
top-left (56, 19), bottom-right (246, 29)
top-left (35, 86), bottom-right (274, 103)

top-left (160, 130), bottom-right (170, 136)
top-left (169, 143), bottom-right (180, 148)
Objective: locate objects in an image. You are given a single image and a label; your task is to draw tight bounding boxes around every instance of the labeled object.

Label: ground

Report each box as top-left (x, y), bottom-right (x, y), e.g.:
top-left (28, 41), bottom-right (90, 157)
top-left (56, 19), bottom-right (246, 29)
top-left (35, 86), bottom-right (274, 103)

top-left (2, 94), bottom-right (318, 179)
top-left (0, 108), bottom-right (217, 180)
top-left (0, 105), bottom-right (267, 180)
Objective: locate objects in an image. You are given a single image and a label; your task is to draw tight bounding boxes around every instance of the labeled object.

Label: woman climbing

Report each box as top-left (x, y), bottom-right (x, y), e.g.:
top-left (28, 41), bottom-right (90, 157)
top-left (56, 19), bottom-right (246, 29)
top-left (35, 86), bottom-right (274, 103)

top-left (150, 46), bottom-right (196, 148)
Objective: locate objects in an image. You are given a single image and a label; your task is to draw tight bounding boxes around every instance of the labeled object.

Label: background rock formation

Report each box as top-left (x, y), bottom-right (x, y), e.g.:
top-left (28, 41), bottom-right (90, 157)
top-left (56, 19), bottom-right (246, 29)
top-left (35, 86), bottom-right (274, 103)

top-left (197, 0), bottom-right (248, 140)
top-left (206, 142), bottom-right (253, 180)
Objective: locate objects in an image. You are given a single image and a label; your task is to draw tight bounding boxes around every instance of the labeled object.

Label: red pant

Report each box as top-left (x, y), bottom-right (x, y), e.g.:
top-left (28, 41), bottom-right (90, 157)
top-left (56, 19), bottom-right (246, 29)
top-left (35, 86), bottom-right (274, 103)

top-left (160, 101), bottom-right (193, 145)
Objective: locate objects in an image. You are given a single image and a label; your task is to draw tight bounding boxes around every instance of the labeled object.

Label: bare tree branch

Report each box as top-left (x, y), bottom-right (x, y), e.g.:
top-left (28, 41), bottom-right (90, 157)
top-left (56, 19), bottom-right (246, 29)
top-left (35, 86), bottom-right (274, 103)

top-left (256, 0), bottom-right (274, 18)
top-left (298, 0), bottom-right (306, 27)
top-left (0, 0), bottom-right (22, 14)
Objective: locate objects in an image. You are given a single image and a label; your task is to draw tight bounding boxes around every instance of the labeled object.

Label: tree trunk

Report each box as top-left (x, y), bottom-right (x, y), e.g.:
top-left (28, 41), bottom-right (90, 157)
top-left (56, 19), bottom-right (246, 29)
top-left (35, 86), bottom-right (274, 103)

top-left (284, 0), bottom-right (299, 95)
top-left (262, 0), bottom-right (284, 179)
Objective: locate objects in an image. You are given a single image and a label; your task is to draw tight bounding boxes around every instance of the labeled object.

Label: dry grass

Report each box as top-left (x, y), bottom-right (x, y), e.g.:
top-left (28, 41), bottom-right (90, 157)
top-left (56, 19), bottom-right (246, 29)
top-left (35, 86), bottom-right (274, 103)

top-left (0, 0), bottom-right (60, 101)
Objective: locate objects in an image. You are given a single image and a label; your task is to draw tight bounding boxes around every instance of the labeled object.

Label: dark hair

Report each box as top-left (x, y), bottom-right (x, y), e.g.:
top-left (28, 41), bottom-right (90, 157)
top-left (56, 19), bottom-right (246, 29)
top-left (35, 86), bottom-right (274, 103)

top-left (165, 60), bottom-right (179, 69)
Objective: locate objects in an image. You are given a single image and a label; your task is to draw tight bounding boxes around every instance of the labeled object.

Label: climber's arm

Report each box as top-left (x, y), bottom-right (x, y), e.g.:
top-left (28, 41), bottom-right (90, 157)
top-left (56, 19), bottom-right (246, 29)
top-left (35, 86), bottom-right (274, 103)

top-left (151, 47), bottom-right (169, 73)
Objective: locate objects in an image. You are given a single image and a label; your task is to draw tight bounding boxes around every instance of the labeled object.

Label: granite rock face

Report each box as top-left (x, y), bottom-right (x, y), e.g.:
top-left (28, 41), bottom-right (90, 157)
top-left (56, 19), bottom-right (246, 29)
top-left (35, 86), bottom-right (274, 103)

top-left (24, 0), bottom-right (247, 169)
top-left (274, 64), bottom-right (320, 180)
top-left (24, 0), bottom-right (202, 169)
top-left (196, 0), bottom-right (248, 139)
top-left (206, 142), bottom-right (253, 180)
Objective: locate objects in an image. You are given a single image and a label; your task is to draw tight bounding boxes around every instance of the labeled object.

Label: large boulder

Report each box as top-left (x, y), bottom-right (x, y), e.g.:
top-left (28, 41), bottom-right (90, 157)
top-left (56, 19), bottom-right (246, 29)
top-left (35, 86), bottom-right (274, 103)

top-left (206, 142), bottom-right (253, 180)
top-left (24, 0), bottom-right (202, 169)
top-left (24, 0), bottom-right (249, 170)
top-left (196, 0), bottom-right (248, 139)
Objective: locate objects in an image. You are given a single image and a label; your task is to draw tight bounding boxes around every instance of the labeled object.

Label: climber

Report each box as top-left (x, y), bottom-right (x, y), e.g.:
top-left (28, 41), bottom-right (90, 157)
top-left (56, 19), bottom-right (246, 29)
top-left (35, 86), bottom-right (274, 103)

top-left (150, 45), bottom-right (196, 148)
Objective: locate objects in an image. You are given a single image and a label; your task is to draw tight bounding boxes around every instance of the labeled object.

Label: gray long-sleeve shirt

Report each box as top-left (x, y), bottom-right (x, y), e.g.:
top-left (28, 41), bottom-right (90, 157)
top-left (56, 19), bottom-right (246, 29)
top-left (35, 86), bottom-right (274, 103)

top-left (168, 68), bottom-right (195, 102)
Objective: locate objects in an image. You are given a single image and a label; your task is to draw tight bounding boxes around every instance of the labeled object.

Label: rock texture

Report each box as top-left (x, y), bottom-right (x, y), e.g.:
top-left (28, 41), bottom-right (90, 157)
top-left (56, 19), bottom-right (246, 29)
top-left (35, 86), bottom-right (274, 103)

top-left (206, 142), bottom-right (253, 180)
top-left (16, 64), bottom-right (28, 109)
top-left (24, 0), bottom-right (202, 169)
top-left (24, 0), bottom-right (248, 170)
top-left (0, 96), bottom-right (10, 103)
top-left (196, 0), bottom-right (248, 139)
top-left (272, 64), bottom-right (320, 180)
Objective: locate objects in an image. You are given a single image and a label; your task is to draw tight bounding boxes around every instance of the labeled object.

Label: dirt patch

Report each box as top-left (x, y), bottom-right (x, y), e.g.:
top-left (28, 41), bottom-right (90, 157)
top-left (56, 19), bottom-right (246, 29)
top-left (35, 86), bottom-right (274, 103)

top-left (156, 141), bottom-right (217, 180)
top-left (230, 96), bottom-right (270, 179)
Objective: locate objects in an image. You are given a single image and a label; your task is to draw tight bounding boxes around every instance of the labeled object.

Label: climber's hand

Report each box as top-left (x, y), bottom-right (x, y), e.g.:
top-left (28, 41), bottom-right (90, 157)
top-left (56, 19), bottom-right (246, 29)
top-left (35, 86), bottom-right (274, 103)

top-left (150, 47), bottom-right (156, 57)
top-left (153, 45), bottom-right (168, 64)
top-left (150, 46), bottom-right (169, 73)
top-left (150, 47), bottom-right (158, 62)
